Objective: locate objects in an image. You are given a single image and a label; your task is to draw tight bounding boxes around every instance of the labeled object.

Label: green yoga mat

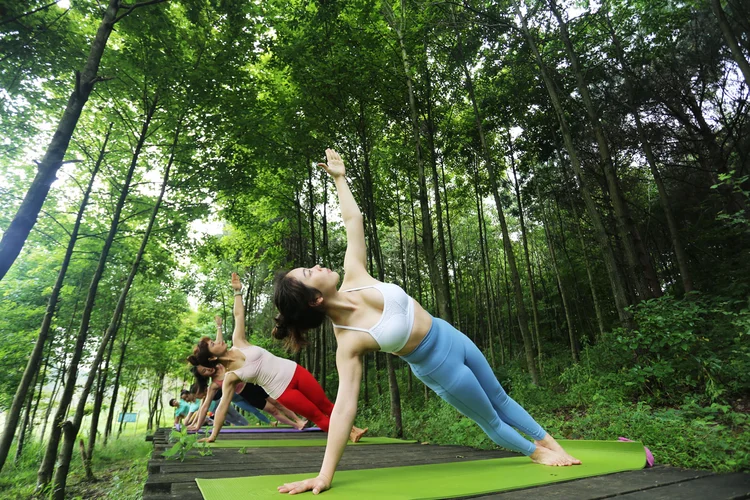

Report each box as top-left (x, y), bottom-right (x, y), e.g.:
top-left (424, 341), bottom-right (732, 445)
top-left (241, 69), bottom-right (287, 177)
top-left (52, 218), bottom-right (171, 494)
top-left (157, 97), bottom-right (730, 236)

top-left (208, 437), bottom-right (416, 448)
top-left (196, 440), bottom-right (646, 499)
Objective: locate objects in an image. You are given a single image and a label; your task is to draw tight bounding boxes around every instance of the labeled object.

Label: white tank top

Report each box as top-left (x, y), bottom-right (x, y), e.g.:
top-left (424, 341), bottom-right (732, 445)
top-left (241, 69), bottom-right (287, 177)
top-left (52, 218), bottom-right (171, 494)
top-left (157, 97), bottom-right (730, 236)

top-left (332, 282), bottom-right (414, 353)
top-left (231, 345), bottom-right (296, 399)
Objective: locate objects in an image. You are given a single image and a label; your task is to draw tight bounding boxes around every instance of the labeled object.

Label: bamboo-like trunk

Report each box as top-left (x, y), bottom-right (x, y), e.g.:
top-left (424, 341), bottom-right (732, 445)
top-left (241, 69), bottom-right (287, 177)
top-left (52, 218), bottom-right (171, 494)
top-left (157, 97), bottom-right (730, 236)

top-left (0, 124), bottom-right (111, 473)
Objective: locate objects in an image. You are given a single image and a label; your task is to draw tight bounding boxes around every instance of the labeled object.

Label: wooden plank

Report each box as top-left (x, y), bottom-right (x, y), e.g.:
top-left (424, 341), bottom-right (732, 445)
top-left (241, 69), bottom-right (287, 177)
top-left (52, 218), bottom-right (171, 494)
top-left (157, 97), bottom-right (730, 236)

top-left (473, 466), bottom-right (715, 499)
top-left (143, 428), bottom-right (748, 500)
top-left (612, 473), bottom-right (750, 499)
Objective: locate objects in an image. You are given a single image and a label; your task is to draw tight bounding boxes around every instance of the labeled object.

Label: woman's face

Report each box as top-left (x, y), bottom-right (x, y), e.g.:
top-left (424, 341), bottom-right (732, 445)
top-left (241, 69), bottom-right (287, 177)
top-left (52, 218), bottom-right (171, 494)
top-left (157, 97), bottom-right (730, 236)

top-left (207, 338), bottom-right (227, 357)
top-left (289, 264), bottom-right (339, 295)
top-left (197, 365), bottom-right (216, 377)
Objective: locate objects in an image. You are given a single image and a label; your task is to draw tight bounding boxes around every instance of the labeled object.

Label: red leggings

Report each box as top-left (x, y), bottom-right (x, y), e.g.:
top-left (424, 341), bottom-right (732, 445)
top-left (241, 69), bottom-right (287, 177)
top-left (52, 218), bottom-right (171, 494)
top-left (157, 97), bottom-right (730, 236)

top-left (276, 365), bottom-right (334, 432)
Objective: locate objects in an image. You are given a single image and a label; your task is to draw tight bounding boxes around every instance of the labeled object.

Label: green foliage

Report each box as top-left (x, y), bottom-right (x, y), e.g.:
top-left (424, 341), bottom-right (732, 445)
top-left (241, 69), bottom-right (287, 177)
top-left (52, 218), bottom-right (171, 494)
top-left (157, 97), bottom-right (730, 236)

top-left (0, 436), bottom-right (151, 499)
top-left (163, 426), bottom-right (201, 461)
top-left (606, 294), bottom-right (750, 404)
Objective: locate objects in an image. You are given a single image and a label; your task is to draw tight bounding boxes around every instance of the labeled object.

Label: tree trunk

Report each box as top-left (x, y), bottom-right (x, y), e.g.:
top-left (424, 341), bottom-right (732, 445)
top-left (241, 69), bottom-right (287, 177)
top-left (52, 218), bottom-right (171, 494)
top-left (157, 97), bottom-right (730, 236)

top-left (461, 55), bottom-right (538, 384)
top-left (548, 0), bottom-right (661, 300)
top-left (0, 0), bottom-right (163, 280)
top-left (439, 158), bottom-right (462, 330)
top-left (104, 324), bottom-right (129, 446)
top-left (539, 191), bottom-right (579, 362)
top-left (473, 164), bottom-right (496, 367)
top-left (509, 144), bottom-right (543, 371)
top-left (13, 369), bottom-right (38, 463)
top-left (568, 196), bottom-right (607, 338)
top-left (384, 2), bottom-right (451, 320)
top-left (711, 0), bottom-right (750, 87)
top-left (514, 3), bottom-right (633, 326)
top-left (86, 321), bottom-right (118, 463)
top-left (0, 124), bottom-right (110, 473)
top-left (606, 18), bottom-right (694, 294)
top-left (424, 55), bottom-right (454, 323)
top-left (38, 100), bottom-right (156, 490)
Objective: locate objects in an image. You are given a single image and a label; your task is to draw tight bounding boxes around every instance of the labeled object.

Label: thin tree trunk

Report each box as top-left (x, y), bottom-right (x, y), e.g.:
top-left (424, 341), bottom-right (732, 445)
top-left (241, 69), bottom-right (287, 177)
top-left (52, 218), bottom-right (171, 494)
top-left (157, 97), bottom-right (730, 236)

top-left (424, 54), bottom-right (453, 322)
top-left (0, 0), bottom-right (163, 280)
top-left (0, 124), bottom-right (110, 473)
top-left (384, 1), bottom-right (451, 320)
top-left (606, 17), bottom-right (694, 293)
top-left (509, 142), bottom-right (543, 371)
top-left (86, 320), bottom-right (118, 463)
top-left (439, 158), bottom-right (462, 330)
top-left (568, 197), bottom-right (607, 338)
top-left (461, 54), bottom-right (538, 384)
top-left (548, 0), bottom-right (661, 300)
top-left (38, 100), bottom-right (156, 490)
top-left (539, 191), bottom-right (579, 362)
top-left (104, 321), bottom-right (130, 446)
top-left (711, 0), bottom-right (750, 87)
top-left (13, 369), bottom-right (38, 463)
top-left (514, 3), bottom-right (633, 326)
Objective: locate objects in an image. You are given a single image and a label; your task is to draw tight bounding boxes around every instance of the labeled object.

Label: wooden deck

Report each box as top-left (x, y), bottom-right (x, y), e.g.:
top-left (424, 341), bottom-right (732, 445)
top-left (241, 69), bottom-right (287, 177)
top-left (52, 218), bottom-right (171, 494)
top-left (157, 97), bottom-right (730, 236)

top-left (143, 428), bottom-right (750, 499)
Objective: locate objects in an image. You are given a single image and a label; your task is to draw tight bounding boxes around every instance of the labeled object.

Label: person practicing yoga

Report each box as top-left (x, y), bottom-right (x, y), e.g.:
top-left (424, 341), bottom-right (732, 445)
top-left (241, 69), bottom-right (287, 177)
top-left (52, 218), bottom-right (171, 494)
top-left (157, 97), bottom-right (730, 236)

top-left (272, 149), bottom-right (580, 495)
top-left (169, 391), bottom-right (190, 429)
top-left (188, 273), bottom-right (367, 443)
top-left (188, 316), bottom-right (306, 430)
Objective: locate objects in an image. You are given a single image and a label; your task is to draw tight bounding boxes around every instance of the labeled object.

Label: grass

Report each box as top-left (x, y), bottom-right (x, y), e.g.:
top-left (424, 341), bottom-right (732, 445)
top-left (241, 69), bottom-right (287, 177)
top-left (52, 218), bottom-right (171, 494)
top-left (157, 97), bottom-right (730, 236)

top-left (0, 433), bottom-right (152, 499)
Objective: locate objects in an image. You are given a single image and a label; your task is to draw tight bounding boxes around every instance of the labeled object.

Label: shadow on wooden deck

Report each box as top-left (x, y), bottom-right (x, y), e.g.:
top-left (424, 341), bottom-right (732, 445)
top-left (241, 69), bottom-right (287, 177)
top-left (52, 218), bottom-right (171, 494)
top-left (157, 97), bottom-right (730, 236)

top-left (142, 427), bottom-right (750, 499)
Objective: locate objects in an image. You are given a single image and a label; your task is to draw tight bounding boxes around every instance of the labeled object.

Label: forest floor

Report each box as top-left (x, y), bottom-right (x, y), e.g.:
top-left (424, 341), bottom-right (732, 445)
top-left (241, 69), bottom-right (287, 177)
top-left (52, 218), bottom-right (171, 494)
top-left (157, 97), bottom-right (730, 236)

top-left (0, 436), bottom-right (151, 500)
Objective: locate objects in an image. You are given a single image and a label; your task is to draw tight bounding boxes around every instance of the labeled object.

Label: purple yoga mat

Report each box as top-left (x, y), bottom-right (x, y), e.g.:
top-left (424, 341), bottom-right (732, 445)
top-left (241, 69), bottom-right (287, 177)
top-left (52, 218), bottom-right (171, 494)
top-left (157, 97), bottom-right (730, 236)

top-left (189, 427), bottom-right (322, 434)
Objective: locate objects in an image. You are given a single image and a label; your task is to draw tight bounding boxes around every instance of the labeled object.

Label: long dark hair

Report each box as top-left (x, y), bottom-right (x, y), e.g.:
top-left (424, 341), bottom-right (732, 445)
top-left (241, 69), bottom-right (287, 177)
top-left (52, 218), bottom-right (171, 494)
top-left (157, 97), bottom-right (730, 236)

top-left (187, 337), bottom-right (219, 368)
top-left (190, 365), bottom-right (210, 394)
top-left (272, 270), bottom-right (326, 352)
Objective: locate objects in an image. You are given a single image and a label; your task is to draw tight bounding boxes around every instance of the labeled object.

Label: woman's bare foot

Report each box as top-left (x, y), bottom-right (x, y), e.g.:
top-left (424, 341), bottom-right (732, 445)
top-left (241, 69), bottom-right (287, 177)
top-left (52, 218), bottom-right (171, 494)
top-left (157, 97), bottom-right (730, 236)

top-left (530, 445), bottom-right (574, 466)
top-left (271, 421), bottom-right (278, 427)
top-left (294, 419), bottom-right (308, 430)
top-left (535, 434), bottom-right (582, 465)
top-left (349, 426), bottom-right (368, 442)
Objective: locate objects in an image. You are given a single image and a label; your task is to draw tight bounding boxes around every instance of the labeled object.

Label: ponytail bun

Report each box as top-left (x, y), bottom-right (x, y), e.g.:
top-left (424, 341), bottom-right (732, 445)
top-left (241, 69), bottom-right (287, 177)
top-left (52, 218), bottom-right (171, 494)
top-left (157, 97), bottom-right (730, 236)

top-left (272, 314), bottom-right (289, 340)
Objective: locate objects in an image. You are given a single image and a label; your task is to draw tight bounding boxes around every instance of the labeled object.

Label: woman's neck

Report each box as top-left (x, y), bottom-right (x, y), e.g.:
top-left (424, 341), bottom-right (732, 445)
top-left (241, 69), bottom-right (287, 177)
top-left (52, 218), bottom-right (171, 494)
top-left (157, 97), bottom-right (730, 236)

top-left (324, 290), bottom-right (358, 324)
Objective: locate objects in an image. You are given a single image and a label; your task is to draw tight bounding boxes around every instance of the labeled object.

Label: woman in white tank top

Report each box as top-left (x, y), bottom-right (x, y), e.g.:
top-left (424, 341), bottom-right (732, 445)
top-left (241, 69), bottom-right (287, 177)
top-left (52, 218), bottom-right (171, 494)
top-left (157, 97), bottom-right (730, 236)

top-left (188, 273), bottom-right (366, 443)
top-left (272, 149), bottom-right (579, 495)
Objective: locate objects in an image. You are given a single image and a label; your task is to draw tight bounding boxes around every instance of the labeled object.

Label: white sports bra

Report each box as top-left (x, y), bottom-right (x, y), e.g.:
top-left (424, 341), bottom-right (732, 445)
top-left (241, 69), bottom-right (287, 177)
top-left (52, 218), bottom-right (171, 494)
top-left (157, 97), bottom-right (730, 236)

top-left (332, 282), bottom-right (415, 353)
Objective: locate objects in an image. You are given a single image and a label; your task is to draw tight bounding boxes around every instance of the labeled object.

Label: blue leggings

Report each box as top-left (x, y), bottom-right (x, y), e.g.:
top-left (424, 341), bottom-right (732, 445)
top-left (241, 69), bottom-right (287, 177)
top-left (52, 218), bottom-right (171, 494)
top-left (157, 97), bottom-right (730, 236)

top-left (231, 393), bottom-right (271, 424)
top-left (402, 317), bottom-right (546, 455)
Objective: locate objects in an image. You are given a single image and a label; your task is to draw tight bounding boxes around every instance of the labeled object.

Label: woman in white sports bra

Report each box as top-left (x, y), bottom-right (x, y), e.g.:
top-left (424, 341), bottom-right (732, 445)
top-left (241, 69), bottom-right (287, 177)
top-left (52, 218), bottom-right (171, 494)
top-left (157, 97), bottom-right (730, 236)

top-left (272, 149), bottom-right (580, 495)
top-left (189, 273), bottom-right (367, 444)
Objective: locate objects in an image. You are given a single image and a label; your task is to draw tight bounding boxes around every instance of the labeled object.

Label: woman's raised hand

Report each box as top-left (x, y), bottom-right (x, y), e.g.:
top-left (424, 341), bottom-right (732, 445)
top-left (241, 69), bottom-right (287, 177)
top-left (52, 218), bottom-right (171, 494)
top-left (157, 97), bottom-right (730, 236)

top-left (231, 272), bottom-right (241, 292)
top-left (214, 315), bottom-right (222, 327)
top-left (318, 148), bottom-right (345, 178)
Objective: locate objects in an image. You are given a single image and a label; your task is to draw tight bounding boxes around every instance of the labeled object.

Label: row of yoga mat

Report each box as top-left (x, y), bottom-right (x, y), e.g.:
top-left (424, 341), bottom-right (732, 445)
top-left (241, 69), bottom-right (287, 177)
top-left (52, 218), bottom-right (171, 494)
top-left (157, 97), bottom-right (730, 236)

top-left (190, 431), bottom-right (649, 500)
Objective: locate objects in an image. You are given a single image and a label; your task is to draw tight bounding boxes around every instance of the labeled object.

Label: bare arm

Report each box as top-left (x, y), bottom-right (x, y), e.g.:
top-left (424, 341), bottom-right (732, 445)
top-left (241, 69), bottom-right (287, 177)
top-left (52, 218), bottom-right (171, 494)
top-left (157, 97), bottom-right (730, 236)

top-left (200, 374), bottom-right (240, 442)
top-left (189, 383), bottom-right (219, 430)
top-left (214, 315), bottom-right (224, 344)
top-left (230, 273), bottom-right (251, 348)
top-left (277, 344), bottom-right (363, 494)
top-left (319, 149), bottom-right (369, 281)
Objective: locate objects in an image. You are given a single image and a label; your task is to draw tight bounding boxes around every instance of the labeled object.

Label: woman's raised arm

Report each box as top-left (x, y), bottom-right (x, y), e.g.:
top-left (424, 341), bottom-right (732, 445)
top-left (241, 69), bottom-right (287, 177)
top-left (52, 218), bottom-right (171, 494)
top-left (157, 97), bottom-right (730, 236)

top-left (319, 149), bottom-right (368, 280)
top-left (230, 273), bottom-right (251, 347)
top-left (214, 315), bottom-right (224, 344)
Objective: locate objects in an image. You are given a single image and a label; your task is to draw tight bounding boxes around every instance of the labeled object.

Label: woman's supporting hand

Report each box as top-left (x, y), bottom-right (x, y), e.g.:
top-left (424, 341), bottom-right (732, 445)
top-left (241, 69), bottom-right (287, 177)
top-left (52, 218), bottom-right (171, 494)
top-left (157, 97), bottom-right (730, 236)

top-left (318, 148), bottom-right (346, 178)
top-left (197, 435), bottom-right (216, 443)
top-left (277, 474), bottom-right (331, 495)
